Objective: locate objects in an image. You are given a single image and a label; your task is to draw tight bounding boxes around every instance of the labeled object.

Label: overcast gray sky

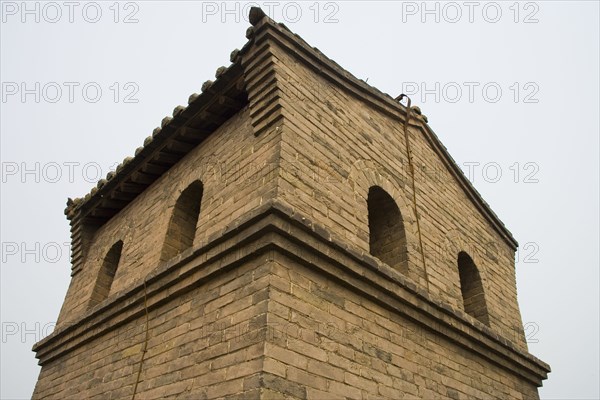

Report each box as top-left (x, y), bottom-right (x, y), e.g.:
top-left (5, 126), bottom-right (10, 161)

top-left (1, 1), bottom-right (598, 399)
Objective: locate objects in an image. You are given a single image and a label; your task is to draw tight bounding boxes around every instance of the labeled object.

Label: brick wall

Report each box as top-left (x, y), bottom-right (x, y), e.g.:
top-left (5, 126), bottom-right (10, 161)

top-left (269, 42), bottom-right (526, 348)
top-left (34, 256), bottom-right (274, 399)
top-left (262, 253), bottom-right (539, 399)
top-left (33, 220), bottom-right (545, 398)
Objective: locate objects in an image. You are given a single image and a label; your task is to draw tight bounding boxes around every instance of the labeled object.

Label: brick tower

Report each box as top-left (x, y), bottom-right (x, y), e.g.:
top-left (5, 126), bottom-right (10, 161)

top-left (32, 8), bottom-right (550, 399)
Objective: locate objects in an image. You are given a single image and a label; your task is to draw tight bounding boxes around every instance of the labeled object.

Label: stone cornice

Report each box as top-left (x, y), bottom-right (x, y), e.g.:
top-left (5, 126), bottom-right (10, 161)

top-left (33, 201), bottom-right (549, 386)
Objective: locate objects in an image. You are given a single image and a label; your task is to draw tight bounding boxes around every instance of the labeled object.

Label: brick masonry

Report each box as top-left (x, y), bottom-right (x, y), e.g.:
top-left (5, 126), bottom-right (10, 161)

top-left (32, 7), bottom-right (550, 399)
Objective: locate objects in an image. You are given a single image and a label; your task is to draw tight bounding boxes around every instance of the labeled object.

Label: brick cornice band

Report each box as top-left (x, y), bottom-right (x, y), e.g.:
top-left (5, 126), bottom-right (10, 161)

top-left (33, 202), bottom-right (549, 387)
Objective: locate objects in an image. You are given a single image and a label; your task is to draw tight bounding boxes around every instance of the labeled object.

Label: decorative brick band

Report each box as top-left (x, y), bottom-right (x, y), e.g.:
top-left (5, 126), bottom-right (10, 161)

top-left (34, 201), bottom-right (549, 387)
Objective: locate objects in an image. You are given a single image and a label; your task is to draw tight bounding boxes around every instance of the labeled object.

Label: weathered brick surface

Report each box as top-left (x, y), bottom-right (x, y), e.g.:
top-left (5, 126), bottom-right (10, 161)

top-left (262, 254), bottom-right (540, 399)
top-left (268, 41), bottom-right (526, 347)
top-left (33, 205), bottom-right (548, 399)
top-left (33, 257), bottom-right (270, 399)
top-left (33, 9), bottom-right (549, 400)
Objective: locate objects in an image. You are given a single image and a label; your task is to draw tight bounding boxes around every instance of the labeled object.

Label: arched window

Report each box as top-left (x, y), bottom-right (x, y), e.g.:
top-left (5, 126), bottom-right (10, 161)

top-left (160, 180), bottom-right (203, 262)
top-left (367, 186), bottom-right (408, 274)
top-left (89, 240), bottom-right (123, 308)
top-left (457, 251), bottom-right (490, 326)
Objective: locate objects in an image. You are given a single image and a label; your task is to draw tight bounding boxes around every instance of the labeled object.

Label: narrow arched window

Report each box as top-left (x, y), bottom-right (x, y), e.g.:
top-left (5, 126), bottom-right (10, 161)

top-left (160, 180), bottom-right (203, 262)
top-left (457, 251), bottom-right (490, 326)
top-left (89, 240), bottom-right (123, 309)
top-left (367, 186), bottom-right (408, 274)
